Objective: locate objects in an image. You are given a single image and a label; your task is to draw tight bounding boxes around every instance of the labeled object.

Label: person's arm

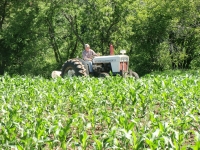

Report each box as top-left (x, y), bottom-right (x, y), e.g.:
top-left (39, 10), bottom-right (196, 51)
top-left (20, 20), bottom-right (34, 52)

top-left (91, 50), bottom-right (99, 56)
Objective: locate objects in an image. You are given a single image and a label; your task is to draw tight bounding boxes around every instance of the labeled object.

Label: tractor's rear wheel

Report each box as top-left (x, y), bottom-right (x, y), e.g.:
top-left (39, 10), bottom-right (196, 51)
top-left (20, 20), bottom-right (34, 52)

top-left (61, 59), bottom-right (87, 78)
top-left (129, 70), bottom-right (139, 79)
top-left (77, 58), bottom-right (89, 75)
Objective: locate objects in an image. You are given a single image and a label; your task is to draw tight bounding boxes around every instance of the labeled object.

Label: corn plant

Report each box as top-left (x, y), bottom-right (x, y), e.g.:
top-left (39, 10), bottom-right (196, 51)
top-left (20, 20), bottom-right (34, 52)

top-left (0, 71), bottom-right (200, 149)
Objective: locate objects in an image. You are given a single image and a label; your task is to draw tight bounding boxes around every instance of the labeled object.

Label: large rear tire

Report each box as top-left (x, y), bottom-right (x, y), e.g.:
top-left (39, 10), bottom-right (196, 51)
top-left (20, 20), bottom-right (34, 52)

top-left (77, 58), bottom-right (89, 75)
top-left (61, 59), bottom-right (87, 78)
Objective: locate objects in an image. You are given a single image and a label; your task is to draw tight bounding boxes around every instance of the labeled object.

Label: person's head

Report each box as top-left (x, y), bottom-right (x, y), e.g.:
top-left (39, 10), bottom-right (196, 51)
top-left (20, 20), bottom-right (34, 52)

top-left (85, 44), bottom-right (90, 51)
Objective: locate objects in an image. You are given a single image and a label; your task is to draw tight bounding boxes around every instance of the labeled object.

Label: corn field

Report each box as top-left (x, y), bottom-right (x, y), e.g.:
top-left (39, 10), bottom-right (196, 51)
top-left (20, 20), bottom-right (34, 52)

top-left (0, 71), bottom-right (200, 149)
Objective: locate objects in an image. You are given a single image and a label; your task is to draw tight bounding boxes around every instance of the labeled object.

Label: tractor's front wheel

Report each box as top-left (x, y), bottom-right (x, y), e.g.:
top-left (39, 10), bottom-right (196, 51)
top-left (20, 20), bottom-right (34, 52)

top-left (61, 59), bottom-right (87, 78)
top-left (99, 72), bottom-right (110, 78)
top-left (129, 70), bottom-right (139, 79)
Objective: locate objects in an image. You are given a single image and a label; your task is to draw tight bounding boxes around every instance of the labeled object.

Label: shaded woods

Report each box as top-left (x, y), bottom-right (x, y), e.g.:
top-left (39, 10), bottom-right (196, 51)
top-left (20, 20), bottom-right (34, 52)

top-left (0, 0), bottom-right (200, 77)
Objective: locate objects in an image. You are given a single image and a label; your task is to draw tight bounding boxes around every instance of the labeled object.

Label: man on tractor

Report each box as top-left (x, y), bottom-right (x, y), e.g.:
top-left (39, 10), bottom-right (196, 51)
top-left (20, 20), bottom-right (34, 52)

top-left (52, 44), bottom-right (139, 79)
top-left (82, 44), bottom-right (99, 72)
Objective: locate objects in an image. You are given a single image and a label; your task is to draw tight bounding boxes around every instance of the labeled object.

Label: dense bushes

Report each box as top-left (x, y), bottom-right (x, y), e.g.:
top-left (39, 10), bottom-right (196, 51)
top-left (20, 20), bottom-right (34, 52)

top-left (0, 0), bottom-right (199, 77)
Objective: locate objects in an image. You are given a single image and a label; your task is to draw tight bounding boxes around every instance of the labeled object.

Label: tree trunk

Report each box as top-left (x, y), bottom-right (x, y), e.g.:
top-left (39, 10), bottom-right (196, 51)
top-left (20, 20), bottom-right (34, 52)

top-left (0, 0), bottom-right (7, 30)
top-left (0, 61), bottom-right (6, 75)
top-left (70, 40), bottom-right (78, 58)
top-left (46, 18), bottom-right (62, 63)
top-left (63, 14), bottom-right (84, 45)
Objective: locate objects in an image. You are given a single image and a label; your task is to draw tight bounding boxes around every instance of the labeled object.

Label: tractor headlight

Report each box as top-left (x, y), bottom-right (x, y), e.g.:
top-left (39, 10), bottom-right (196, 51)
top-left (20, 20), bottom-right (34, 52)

top-left (120, 50), bottom-right (126, 55)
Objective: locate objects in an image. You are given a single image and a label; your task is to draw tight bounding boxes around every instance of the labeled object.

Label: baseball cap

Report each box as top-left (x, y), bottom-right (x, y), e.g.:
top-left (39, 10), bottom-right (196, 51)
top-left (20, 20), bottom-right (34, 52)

top-left (85, 44), bottom-right (90, 48)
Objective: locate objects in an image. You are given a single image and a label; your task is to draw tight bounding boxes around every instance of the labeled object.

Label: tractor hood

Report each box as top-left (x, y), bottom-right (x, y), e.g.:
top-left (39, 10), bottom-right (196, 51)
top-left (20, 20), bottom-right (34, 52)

top-left (93, 55), bottom-right (129, 63)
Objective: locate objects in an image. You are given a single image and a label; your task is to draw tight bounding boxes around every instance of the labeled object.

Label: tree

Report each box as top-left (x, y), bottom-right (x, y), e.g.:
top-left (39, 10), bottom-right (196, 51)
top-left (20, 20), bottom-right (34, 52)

top-left (0, 0), bottom-right (199, 76)
top-left (129, 0), bottom-right (172, 74)
top-left (0, 0), bottom-right (9, 74)
top-left (168, 0), bottom-right (200, 69)
top-left (128, 0), bottom-right (200, 75)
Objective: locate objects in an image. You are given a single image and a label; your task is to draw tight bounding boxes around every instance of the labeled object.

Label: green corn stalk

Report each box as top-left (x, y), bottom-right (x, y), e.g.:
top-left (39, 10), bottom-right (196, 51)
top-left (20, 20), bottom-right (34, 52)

top-left (80, 131), bottom-right (88, 150)
top-left (92, 135), bottom-right (103, 150)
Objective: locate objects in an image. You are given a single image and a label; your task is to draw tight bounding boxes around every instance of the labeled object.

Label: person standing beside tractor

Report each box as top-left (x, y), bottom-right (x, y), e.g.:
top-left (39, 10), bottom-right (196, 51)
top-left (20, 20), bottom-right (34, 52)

top-left (82, 44), bottom-right (99, 72)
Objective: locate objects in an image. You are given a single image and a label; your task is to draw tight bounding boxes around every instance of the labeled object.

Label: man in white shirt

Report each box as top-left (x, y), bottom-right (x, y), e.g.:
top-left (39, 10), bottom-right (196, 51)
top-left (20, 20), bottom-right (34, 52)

top-left (82, 44), bottom-right (99, 72)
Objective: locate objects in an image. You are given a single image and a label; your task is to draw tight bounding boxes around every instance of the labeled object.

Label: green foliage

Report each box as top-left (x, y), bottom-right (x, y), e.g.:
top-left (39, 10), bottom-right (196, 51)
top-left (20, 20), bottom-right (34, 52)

top-left (0, 0), bottom-right (200, 76)
top-left (0, 70), bottom-right (200, 149)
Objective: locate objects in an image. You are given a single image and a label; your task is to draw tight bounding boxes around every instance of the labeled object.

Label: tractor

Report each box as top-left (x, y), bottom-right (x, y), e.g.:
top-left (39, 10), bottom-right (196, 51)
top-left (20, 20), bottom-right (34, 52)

top-left (51, 45), bottom-right (139, 79)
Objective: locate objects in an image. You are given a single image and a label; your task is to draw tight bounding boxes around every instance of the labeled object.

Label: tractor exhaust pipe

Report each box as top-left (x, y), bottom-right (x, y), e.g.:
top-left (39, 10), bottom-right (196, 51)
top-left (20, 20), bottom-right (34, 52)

top-left (110, 44), bottom-right (114, 55)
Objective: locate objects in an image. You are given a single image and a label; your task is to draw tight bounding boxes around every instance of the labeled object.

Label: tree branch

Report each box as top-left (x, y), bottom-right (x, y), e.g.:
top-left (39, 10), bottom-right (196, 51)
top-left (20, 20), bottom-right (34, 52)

top-left (63, 13), bottom-right (84, 45)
